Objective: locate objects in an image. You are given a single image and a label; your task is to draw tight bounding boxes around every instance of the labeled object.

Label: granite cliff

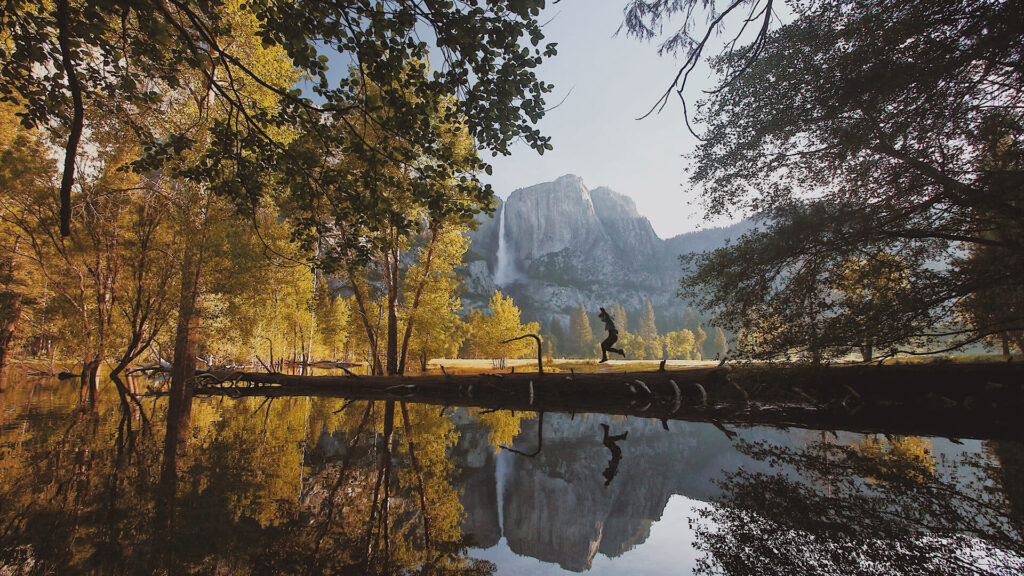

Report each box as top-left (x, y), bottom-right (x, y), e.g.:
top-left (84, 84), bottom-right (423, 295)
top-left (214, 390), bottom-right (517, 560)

top-left (460, 174), bottom-right (753, 327)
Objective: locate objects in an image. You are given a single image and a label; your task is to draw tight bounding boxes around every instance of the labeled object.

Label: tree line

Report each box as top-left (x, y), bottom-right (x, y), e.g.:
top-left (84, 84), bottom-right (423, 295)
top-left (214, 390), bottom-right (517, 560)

top-left (0, 0), bottom-right (559, 397)
top-left (544, 302), bottom-right (729, 360)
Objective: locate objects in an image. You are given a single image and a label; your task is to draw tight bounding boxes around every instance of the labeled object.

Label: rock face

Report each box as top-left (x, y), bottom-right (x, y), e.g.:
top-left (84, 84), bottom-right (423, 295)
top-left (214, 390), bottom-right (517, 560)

top-left (452, 413), bottom-right (803, 572)
top-left (460, 174), bottom-right (753, 326)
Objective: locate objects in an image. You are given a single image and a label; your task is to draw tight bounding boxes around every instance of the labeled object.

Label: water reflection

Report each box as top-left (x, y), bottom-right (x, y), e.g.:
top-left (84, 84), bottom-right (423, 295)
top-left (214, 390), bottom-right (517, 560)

top-left (0, 374), bottom-right (1021, 575)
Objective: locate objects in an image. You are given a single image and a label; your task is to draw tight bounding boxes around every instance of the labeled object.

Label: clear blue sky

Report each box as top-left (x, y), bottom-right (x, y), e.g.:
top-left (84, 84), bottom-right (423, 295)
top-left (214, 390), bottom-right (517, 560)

top-left (479, 0), bottom-right (725, 238)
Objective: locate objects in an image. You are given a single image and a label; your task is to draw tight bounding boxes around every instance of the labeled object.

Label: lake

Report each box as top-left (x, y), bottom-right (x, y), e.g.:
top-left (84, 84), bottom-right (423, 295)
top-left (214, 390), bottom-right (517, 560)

top-left (1, 374), bottom-right (1021, 575)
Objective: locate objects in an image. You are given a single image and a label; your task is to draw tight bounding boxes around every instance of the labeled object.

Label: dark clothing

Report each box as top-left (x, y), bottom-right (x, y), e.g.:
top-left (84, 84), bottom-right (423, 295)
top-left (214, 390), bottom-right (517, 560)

top-left (601, 315), bottom-right (617, 334)
top-left (598, 310), bottom-right (624, 361)
top-left (601, 331), bottom-right (619, 356)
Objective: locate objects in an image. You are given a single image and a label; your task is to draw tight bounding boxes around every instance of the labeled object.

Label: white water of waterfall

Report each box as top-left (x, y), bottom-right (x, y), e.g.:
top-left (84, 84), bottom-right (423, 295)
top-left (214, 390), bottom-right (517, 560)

top-left (493, 203), bottom-right (518, 287)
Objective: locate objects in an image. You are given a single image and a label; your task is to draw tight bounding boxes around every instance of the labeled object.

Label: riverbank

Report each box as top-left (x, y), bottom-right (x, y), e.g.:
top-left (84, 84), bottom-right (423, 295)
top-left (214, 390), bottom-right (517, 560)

top-left (188, 360), bottom-right (1024, 441)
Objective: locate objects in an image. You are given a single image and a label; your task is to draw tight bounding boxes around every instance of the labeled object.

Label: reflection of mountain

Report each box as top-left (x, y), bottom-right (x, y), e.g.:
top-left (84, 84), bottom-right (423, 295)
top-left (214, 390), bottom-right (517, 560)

top-left (452, 413), bottom-right (800, 572)
top-left (451, 416), bottom-right (502, 549)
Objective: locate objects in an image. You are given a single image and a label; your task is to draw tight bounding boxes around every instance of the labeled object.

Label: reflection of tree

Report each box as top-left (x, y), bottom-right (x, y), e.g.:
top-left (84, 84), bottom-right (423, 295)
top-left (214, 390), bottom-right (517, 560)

top-left (469, 408), bottom-right (531, 452)
top-left (0, 381), bottom-right (162, 573)
top-left (692, 437), bottom-right (1024, 576)
top-left (0, 384), bottom-right (494, 575)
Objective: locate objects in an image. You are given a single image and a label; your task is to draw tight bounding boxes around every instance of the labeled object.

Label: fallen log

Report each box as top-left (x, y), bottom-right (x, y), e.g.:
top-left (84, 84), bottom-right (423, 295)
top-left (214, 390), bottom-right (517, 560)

top-left (182, 362), bottom-right (1024, 441)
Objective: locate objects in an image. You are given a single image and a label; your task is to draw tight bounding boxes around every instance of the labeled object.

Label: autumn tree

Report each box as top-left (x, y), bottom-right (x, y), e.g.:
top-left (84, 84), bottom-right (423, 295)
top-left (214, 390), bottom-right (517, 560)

top-left (616, 331), bottom-right (646, 360)
top-left (830, 254), bottom-right (912, 361)
top-left (404, 227), bottom-right (473, 371)
top-left (663, 330), bottom-right (696, 360)
top-left (463, 291), bottom-right (540, 366)
top-left (2, 1), bottom-right (559, 386)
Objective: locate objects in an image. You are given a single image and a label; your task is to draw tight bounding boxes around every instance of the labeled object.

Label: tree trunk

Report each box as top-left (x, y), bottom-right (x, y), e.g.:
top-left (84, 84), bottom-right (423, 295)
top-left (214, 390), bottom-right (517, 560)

top-left (167, 239), bottom-right (202, 451)
top-left (860, 345), bottom-right (873, 362)
top-left (398, 229), bottom-right (439, 375)
top-left (155, 237), bottom-right (203, 555)
top-left (80, 356), bottom-right (100, 408)
top-left (349, 268), bottom-right (384, 375)
top-left (385, 248), bottom-right (399, 376)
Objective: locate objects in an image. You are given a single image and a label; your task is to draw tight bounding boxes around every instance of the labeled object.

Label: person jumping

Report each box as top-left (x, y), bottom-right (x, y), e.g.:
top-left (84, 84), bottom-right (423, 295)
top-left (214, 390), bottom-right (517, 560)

top-left (598, 307), bottom-right (625, 363)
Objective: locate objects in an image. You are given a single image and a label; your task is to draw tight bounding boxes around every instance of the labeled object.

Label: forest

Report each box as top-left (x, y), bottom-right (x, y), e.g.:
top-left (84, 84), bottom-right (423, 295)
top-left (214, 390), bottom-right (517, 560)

top-left (2, 1), bottom-right (1023, 575)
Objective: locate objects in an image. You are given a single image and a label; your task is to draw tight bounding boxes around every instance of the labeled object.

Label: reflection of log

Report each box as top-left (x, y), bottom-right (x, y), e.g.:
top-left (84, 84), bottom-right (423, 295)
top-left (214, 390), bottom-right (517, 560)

top-left (186, 363), bottom-right (1024, 441)
top-left (307, 360), bottom-right (361, 369)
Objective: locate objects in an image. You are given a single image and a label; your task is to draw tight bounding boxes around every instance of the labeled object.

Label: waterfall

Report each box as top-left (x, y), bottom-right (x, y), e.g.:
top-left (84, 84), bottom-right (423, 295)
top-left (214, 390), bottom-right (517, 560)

top-left (494, 202), bottom-right (517, 287)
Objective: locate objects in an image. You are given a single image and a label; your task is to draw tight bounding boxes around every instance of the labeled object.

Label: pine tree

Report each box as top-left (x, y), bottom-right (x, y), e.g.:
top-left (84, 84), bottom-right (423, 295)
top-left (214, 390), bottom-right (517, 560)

top-left (683, 305), bottom-right (699, 333)
top-left (710, 326), bottom-right (729, 360)
top-left (568, 303), bottom-right (593, 358)
top-left (694, 324), bottom-right (707, 360)
top-left (638, 300), bottom-right (660, 359)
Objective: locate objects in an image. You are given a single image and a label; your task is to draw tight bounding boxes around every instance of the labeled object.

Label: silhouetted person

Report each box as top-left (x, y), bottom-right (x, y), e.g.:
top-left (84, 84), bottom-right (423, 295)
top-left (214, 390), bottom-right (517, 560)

top-left (598, 307), bottom-right (625, 363)
top-left (600, 423), bottom-right (628, 486)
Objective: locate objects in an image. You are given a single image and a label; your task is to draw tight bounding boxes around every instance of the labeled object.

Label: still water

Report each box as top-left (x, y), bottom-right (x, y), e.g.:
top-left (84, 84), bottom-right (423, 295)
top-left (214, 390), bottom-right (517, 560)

top-left (1, 375), bottom-right (1022, 575)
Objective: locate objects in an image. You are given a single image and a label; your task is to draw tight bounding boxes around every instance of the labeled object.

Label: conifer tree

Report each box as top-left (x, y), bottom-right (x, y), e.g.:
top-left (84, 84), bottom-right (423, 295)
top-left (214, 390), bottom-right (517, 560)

top-left (683, 305), bottom-right (699, 333)
top-left (710, 326), bottom-right (729, 360)
top-left (638, 300), bottom-right (660, 358)
top-left (568, 303), bottom-right (594, 358)
top-left (694, 324), bottom-right (707, 360)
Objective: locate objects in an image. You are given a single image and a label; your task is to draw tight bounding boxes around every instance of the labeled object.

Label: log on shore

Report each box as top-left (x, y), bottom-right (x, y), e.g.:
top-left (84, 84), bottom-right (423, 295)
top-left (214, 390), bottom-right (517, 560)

top-left (189, 362), bottom-right (1024, 441)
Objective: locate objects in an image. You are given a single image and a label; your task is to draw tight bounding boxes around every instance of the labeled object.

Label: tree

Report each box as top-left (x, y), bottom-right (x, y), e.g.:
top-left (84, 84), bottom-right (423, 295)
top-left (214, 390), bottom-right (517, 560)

top-left (663, 330), bottom-right (696, 360)
top-left (694, 324), bottom-right (707, 360)
top-left (616, 331), bottom-right (646, 360)
top-left (831, 254), bottom-right (912, 361)
top-left (709, 326), bottom-right (729, 360)
top-left (567, 303), bottom-right (594, 358)
top-left (316, 73), bottom-right (487, 375)
top-left (608, 303), bottom-right (629, 334)
top-left (546, 318), bottom-right (567, 359)
top-left (463, 291), bottom-right (539, 366)
top-left (638, 300), bottom-right (660, 358)
top-left (404, 227), bottom-right (473, 371)
top-left (1, 0), bottom-right (556, 237)
top-left (664, 0), bottom-right (1024, 359)
top-left (682, 304), bottom-right (699, 333)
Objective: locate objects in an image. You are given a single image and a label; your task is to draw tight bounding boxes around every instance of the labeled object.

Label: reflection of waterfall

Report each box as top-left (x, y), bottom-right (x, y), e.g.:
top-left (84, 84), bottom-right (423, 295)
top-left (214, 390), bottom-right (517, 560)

top-left (494, 202), bottom-right (518, 287)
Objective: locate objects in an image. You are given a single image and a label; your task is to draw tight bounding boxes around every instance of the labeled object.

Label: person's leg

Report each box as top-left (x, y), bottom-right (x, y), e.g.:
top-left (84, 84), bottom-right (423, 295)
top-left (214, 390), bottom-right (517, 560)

top-left (600, 334), bottom-right (613, 362)
top-left (605, 333), bottom-right (624, 359)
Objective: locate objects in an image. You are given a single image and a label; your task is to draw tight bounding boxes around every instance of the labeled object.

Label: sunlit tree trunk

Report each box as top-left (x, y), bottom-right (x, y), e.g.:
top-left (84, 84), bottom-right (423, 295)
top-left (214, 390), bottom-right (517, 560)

top-left (349, 268), bottom-right (384, 375)
top-left (398, 229), bottom-right (439, 375)
top-left (168, 238), bottom-right (202, 447)
top-left (385, 244), bottom-right (400, 375)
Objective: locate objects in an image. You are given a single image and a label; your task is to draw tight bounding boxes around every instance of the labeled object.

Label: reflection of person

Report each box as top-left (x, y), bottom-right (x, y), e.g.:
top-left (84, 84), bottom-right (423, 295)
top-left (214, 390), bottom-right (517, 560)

top-left (597, 307), bottom-right (625, 363)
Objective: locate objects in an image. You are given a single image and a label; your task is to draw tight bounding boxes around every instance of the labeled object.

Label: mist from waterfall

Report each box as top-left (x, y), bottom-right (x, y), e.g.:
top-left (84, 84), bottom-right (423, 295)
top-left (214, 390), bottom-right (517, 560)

top-left (493, 202), bottom-right (519, 287)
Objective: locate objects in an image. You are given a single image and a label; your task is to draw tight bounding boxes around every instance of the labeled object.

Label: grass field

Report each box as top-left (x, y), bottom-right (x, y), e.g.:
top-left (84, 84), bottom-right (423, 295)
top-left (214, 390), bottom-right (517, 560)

top-left (423, 358), bottom-right (720, 375)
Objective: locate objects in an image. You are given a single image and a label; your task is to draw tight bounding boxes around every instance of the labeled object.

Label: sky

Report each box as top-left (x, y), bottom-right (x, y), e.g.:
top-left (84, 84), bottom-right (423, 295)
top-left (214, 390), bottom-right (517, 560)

top-left (479, 0), bottom-right (726, 238)
top-left (312, 1), bottom-right (761, 238)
